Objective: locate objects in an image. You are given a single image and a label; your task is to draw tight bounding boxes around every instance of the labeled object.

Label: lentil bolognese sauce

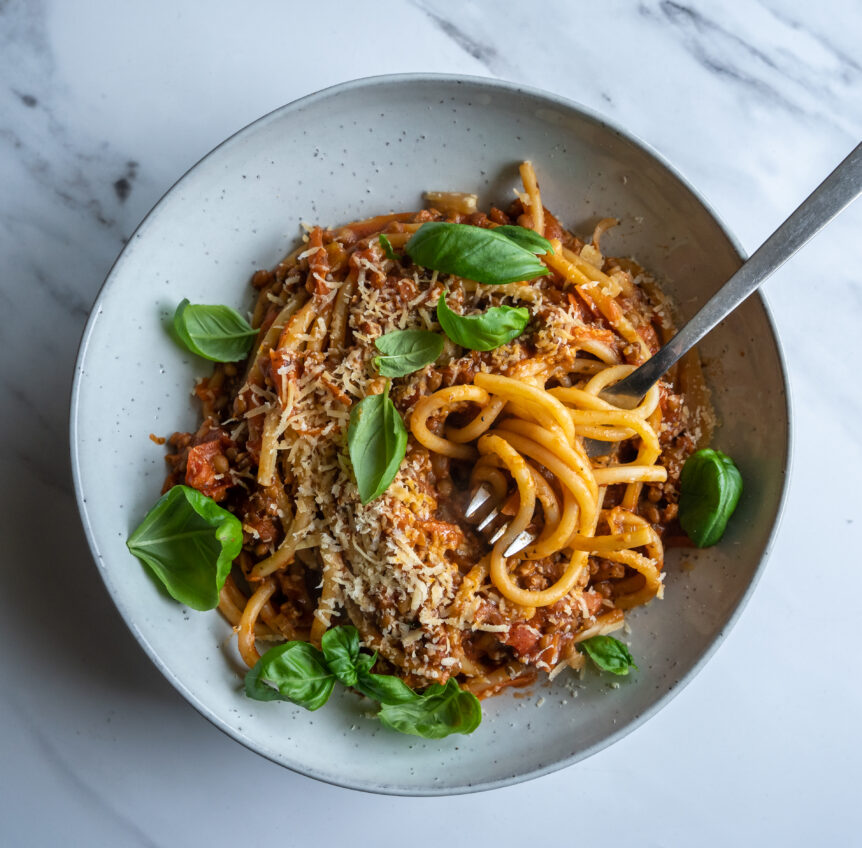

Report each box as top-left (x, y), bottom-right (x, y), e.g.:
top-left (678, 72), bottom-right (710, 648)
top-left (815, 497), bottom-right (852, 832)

top-left (160, 162), bottom-right (715, 708)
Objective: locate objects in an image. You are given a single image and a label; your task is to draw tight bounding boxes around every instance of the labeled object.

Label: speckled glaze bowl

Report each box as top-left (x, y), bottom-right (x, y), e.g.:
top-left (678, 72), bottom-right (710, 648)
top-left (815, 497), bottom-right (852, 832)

top-left (70, 74), bottom-right (790, 795)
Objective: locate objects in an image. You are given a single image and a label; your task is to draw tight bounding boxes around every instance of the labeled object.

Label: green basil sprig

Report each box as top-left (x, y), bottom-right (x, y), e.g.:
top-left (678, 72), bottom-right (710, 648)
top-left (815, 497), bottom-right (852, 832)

top-left (378, 233), bottom-right (401, 262)
top-left (126, 484), bottom-right (242, 611)
top-left (321, 626), bottom-right (363, 686)
top-left (173, 298), bottom-right (258, 362)
top-left (579, 635), bottom-right (638, 676)
top-left (679, 448), bottom-right (743, 547)
top-left (245, 642), bottom-right (335, 710)
top-left (491, 225), bottom-right (555, 255)
top-left (354, 667), bottom-right (418, 705)
top-left (376, 678), bottom-right (482, 739)
top-left (245, 625), bottom-right (482, 738)
top-left (347, 381), bottom-right (408, 504)
top-left (436, 292), bottom-right (529, 352)
top-left (373, 329), bottom-right (444, 378)
top-left (405, 222), bottom-right (550, 285)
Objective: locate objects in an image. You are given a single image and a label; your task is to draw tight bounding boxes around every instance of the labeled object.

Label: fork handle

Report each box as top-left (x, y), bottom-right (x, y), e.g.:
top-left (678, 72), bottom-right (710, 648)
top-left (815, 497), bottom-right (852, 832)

top-left (609, 140), bottom-right (862, 403)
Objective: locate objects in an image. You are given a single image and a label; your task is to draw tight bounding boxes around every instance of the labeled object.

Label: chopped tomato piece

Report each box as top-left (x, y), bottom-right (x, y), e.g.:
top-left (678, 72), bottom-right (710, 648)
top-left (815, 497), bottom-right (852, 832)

top-left (185, 439), bottom-right (230, 501)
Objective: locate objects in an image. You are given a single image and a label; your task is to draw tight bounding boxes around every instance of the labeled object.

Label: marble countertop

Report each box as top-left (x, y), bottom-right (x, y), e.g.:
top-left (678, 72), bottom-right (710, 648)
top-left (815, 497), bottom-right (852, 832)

top-left (2, 0), bottom-right (860, 844)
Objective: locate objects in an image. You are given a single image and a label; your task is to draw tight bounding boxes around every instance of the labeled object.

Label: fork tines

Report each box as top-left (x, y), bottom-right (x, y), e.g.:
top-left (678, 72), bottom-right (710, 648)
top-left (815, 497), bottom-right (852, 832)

top-left (464, 483), bottom-right (535, 557)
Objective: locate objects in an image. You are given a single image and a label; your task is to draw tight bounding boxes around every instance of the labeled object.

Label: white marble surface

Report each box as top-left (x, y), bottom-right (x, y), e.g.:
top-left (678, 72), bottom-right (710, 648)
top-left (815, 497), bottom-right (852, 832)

top-left (1, 0), bottom-right (860, 844)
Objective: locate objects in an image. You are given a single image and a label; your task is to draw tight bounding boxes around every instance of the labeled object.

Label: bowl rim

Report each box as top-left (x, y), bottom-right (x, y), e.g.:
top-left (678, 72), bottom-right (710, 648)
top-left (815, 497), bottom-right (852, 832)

top-left (69, 72), bottom-right (793, 796)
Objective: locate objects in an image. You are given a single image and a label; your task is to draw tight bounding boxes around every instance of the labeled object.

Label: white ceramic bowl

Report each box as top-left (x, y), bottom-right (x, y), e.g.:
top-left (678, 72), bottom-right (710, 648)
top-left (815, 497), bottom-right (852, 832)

top-left (70, 74), bottom-right (790, 795)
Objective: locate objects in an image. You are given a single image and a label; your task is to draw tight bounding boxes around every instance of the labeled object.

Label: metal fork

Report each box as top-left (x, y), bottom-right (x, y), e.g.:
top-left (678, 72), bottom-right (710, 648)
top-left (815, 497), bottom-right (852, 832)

top-left (599, 140), bottom-right (861, 412)
top-left (466, 141), bottom-right (862, 552)
top-left (466, 487), bottom-right (536, 556)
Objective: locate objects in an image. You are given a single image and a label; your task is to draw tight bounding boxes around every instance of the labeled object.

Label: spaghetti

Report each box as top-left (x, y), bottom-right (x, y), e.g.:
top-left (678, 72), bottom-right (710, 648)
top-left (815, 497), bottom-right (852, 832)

top-left (165, 163), bottom-right (712, 697)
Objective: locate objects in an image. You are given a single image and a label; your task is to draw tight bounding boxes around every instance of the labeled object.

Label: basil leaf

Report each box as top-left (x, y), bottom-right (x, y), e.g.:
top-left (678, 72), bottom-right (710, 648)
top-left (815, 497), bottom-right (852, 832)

top-left (355, 652), bottom-right (377, 676)
top-left (405, 222), bottom-right (550, 285)
top-left (321, 625), bottom-right (362, 687)
top-left (579, 635), bottom-right (638, 676)
top-left (245, 642), bottom-right (335, 710)
top-left (244, 619), bottom-right (484, 735)
top-left (436, 292), bottom-right (529, 352)
top-left (173, 298), bottom-right (258, 362)
top-left (318, 624), bottom-right (418, 703)
top-left (679, 448), bottom-right (743, 547)
top-left (373, 329), bottom-right (444, 378)
top-left (378, 233), bottom-right (401, 261)
top-left (347, 381), bottom-right (408, 504)
top-left (126, 484), bottom-right (241, 611)
top-left (492, 225), bottom-right (555, 255)
top-left (377, 678), bottom-right (482, 738)
top-left (356, 670), bottom-right (420, 706)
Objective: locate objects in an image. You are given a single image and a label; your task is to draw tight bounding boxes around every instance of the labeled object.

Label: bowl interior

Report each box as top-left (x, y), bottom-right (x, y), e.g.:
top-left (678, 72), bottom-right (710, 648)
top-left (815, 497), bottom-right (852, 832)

top-left (71, 75), bottom-right (789, 794)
